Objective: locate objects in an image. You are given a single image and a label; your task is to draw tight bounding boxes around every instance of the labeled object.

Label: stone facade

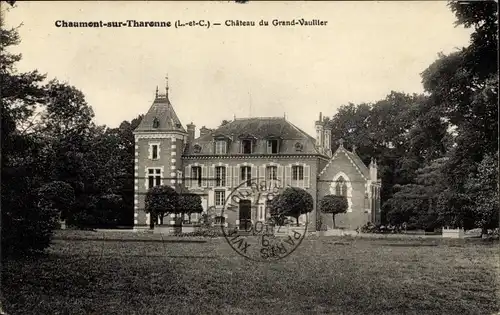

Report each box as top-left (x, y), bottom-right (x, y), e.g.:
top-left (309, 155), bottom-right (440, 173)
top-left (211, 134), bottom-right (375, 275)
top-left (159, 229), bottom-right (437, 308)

top-left (133, 88), bottom-right (381, 231)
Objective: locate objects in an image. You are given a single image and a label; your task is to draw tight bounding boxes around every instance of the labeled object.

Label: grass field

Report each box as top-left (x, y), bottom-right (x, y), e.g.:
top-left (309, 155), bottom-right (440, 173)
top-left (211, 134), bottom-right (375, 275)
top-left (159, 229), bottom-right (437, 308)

top-left (2, 230), bottom-right (499, 315)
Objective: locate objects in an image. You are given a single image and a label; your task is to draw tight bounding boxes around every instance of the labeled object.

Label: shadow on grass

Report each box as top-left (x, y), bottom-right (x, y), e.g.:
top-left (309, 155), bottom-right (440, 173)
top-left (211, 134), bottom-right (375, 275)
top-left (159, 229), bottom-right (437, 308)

top-left (53, 237), bottom-right (207, 243)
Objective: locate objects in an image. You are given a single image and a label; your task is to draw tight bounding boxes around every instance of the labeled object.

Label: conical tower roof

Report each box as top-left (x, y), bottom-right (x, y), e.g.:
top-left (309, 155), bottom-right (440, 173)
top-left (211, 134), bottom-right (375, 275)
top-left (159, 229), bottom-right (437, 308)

top-left (134, 88), bottom-right (186, 133)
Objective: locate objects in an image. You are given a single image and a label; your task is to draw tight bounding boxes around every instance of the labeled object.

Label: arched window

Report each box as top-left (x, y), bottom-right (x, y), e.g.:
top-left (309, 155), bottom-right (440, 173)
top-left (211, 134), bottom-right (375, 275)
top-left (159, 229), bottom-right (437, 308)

top-left (152, 117), bottom-right (160, 128)
top-left (335, 176), bottom-right (347, 196)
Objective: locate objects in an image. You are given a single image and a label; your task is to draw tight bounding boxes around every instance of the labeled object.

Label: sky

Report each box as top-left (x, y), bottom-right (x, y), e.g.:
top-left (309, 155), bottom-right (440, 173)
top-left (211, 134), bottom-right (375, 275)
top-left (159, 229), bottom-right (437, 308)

top-left (4, 1), bottom-right (472, 137)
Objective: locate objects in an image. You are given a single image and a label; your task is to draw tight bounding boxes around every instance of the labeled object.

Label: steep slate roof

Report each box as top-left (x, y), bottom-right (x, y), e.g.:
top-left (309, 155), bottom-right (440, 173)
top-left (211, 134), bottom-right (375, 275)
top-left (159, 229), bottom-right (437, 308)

top-left (345, 150), bottom-right (370, 178)
top-left (198, 117), bottom-right (314, 141)
top-left (185, 117), bottom-right (323, 156)
top-left (318, 144), bottom-right (370, 179)
top-left (134, 94), bottom-right (186, 133)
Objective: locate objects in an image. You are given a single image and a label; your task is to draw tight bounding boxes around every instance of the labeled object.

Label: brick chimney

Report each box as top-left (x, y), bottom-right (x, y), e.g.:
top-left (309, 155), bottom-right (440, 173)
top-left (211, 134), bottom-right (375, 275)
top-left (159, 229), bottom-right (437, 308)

top-left (186, 122), bottom-right (195, 143)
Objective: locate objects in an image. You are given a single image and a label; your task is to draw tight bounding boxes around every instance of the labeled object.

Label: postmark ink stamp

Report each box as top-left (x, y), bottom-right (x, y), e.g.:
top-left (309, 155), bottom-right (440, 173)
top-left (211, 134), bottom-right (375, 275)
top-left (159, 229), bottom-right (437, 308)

top-left (220, 178), bottom-right (308, 262)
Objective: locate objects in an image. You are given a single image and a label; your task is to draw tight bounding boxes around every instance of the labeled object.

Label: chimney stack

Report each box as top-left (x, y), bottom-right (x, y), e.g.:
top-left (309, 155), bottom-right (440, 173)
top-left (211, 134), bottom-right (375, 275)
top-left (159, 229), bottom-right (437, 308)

top-left (186, 122), bottom-right (195, 143)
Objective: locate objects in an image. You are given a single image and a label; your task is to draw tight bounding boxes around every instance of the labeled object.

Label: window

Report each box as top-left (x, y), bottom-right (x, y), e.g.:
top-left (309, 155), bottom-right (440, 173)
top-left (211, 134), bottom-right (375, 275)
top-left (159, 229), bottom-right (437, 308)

top-left (336, 177), bottom-right (347, 196)
top-left (292, 166), bottom-right (304, 180)
top-left (192, 166), bottom-right (202, 187)
top-left (240, 166), bottom-right (252, 187)
top-left (215, 140), bottom-right (227, 154)
top-left (152, 117), bottom-right (160, 128)
top-left (241, 139), bottom-right (253, 154)
top-left (215, 190), bottom-right (225, 206)
top-left (266, 166), bottom-right (277, 180)
top-left (215, 216), bottom-right (225, 225)
top-left (267, 140), bottom-right (279, 154)
top-left (193, 144), bottom-right (201, 153)
top-left (151, 144), bottom-right (159, 160)
top-left (215, 166), bottom-right (226, 187)
top-left (147, 168), bottom-right (161, 188)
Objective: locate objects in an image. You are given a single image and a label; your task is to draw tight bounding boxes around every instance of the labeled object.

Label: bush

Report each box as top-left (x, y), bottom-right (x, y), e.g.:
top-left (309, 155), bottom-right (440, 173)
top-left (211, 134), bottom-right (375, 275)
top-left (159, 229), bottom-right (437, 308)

top-left (2, 181), bottom-right (73, 258)
top-left (360, 222), bottom-right (404, 234)
top-left (175, 226), bottom-right (224, 238)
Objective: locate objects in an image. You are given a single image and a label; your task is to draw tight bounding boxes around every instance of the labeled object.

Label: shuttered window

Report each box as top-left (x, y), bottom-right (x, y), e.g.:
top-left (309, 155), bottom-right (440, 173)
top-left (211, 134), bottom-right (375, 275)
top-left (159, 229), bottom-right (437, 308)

top-left (240, 166), bottom-right (252, 187)
top-left (216, 166), bottom-right (226, 187)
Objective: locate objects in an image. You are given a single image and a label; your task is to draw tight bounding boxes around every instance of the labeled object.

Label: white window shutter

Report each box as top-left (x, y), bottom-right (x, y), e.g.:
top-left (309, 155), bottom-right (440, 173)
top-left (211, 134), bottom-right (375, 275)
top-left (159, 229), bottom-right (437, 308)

top-left (259, 164), bottom-right (266, 185)
top-left (285, 165), bottom-right (292, 187)
top-left (208, 165), bottom-right (215, 187)
top-left (225, 166), bottom-right (231, 188)
top-left (202, 165), bottom-right (207, 187)
top-left (304, 165), bottom-right (310, 188)
top-left (233, 166), bottom-right (239, 187)
top-left (277, 165), bottom-right (283, 188)
top-left (251, 165), bottom-right (257, 182)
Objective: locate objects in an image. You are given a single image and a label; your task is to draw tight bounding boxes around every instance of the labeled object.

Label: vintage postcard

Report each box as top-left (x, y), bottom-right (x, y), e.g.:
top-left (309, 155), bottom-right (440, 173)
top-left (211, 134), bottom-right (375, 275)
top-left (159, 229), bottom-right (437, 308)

top-left (1, 1), bottom-right (498, 314)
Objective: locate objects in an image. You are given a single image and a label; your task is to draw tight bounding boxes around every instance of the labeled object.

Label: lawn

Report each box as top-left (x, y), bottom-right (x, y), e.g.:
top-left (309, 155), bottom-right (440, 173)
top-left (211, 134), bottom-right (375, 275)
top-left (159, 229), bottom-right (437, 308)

top-left (2, 231), bottom-right (499, 315)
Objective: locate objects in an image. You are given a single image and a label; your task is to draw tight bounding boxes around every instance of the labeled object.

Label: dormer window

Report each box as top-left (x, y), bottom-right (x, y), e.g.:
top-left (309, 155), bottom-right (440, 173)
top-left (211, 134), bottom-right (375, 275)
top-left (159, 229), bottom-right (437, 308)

top-left (152, 117), bottom-right (160, 128)
top-left (267, 139), bottom-right (279, 154)
top-left (215, 140), bottom-right (227, 154)
top-left (241, 139), bottom-right (253, 154)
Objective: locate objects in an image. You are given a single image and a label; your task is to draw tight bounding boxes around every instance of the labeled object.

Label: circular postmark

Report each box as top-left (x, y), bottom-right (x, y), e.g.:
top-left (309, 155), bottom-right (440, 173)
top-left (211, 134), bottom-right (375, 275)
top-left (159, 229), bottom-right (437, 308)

top-left (220, 178), bottom-right (309, 262)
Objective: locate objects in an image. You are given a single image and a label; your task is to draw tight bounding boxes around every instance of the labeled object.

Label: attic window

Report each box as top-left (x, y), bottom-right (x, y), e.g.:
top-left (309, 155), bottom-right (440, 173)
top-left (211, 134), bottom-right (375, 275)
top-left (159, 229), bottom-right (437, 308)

top-left (152, 118), bottom-right (160, 128)
top-left (267, 140), bottom-right (279, 154)
top-left (175, 123), bottom-right (182, 129)
top-left (241, 139), bottom-right (253, 154)
top-left (295, 142), bottom-right (303, 152)
top-left (193, 144), bottom-right (202, 153)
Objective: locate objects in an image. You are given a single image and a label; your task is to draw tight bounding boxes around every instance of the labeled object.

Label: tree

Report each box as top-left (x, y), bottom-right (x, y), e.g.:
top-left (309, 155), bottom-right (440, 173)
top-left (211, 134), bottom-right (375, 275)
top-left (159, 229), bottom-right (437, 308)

top-left (1, 11), bottom-right (53, 257)
top-left (386, 158), bottom-right (448, 230)
top-left (37, 181), bottom-right (75, 221)
top-left (319, 195), bottom-right (348, 228)
top-left (269, 187), bottom-right (313, 226)
top-left (464, 152), bottom-right (499, 235)
top-left (178, 194), bottom-right (203, 224)
top-left (420, 1), bottom-right (498, 231)
top-left (144, 185), bottom-right (178, 229)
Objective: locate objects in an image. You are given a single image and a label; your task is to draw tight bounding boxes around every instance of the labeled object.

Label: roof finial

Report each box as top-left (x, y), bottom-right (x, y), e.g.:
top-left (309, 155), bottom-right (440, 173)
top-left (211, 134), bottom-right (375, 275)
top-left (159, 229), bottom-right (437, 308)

top-left (165, 74), bottom-right (169, 97)
top-left (155, 86), bottom-right (159, 98)
top-left (338, 138), bottom-right (344, 148)
top-left (284, 112), bottom-right (286, 119)
top-left (233, 114), bottom-right (236, 120)
top-left (352, 144), bottom-right (357, 153)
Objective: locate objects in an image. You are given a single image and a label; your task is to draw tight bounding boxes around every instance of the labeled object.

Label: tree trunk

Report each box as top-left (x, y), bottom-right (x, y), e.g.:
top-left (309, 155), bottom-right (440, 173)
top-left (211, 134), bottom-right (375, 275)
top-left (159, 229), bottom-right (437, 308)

top-left (332, 214), bottom-right (336, 228)
top-left (481, 226), bottom-right (488, 237)
top-left (160, 215), bottom-right (164, 225)
top-left (149, 213), bottom-right (155, 230)
top-left (296, 216), bottom-right (299, 227)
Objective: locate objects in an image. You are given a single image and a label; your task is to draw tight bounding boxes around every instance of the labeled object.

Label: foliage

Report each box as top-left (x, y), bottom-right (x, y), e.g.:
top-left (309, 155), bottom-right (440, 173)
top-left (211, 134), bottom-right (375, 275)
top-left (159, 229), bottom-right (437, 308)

top-left (464, 152), bottom-right (499, 232)
top-left (144, 185), bottom-right (179, 228)
top-left (319, 195), bottom-right (348, 228)
top-left (386, 158), bottom-right (448, 230)
top-left (268, 187), bottom-right (313, 226)
top-left (37, 181), bottom-right (75, 220)
top-left (177, 227), bottom-right (225, 238)
top-left (178, 194), bottom-right (203, 217)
